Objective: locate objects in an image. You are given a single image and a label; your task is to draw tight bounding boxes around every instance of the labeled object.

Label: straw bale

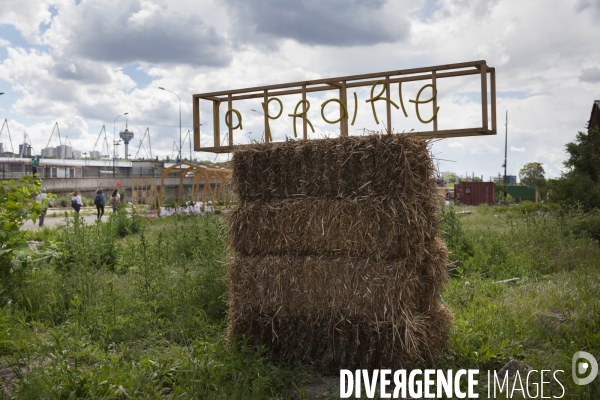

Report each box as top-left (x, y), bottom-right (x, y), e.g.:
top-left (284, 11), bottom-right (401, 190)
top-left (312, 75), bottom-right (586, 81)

top-left (228, 304), bottom-right (452, 372)
top-left (227, 133), bottom-right (451, 371)
top-left (228, 238), bottom-right (449, 322)
top-left (232, 134), bottom-right (435, 203)
top-left (229, 196), bottom-right (438, 261)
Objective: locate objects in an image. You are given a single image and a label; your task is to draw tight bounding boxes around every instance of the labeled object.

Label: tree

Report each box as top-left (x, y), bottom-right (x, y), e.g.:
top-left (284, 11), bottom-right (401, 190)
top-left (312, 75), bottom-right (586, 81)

top-left (445, 173), bottom-right (460, 184)
top-left (519, 162), bottom-right (546, 188)
top-left (564, 129), bottom-right (600, 182)
top-left (550, 127), bottom-right (600, 210)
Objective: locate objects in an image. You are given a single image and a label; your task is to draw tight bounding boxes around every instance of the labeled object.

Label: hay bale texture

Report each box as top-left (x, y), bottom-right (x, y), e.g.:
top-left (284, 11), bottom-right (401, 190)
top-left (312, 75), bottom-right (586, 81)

top-left (228, 134), bottom-right (451, 372)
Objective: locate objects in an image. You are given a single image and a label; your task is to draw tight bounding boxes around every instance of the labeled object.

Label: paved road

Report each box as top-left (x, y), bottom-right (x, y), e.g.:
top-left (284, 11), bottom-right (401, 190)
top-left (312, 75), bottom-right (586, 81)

top-left (21, 208), bottom-right (114, 229)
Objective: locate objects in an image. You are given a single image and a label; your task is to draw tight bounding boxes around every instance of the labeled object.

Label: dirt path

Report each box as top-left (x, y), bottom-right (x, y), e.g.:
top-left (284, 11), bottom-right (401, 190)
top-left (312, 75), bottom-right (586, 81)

top-left (21, 208), bottom-right (115, 229)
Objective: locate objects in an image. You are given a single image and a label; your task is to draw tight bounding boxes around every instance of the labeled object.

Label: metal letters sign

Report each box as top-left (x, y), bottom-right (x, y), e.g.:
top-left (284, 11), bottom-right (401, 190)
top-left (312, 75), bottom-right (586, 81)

top-left (193, 60), bottom-right (496, 153)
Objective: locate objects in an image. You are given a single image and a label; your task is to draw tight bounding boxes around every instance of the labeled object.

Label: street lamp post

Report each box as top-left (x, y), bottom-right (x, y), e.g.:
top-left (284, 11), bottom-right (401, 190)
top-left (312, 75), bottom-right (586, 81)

top-left (158, 87), bottom-right (181, 161)
top-left (113, 113), bottom-right (129, 177)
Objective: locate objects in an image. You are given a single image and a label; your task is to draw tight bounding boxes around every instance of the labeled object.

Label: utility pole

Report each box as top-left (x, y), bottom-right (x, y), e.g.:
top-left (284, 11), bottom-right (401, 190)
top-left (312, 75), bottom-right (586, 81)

top-left (503, 110), bottom-right (508, 200)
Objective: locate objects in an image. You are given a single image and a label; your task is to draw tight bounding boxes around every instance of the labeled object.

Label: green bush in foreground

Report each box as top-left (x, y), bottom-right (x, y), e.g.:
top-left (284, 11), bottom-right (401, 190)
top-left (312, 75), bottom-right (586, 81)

top-left (0, 175), bottom-right (43, 303)
top-left (2, 214), bottom-right (308, 399)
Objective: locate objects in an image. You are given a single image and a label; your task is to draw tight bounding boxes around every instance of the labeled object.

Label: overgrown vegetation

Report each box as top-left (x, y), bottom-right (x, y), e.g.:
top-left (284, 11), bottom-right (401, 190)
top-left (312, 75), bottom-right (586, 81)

top-left (439, 203), bottom-right (600, 398)
top-left (550, 127), bottom-right (600, 210)
top-left (2, 175), bottom-right (600, 397)
top-left (0, 176), bottom-right (42, 302)
top-left (1, 211), bottom-right (306, 398)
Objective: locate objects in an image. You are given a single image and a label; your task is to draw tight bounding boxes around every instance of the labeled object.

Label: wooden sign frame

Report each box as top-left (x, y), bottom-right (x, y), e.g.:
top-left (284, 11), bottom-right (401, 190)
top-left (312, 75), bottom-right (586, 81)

top-left (193, 60), bottom-right (496, 153)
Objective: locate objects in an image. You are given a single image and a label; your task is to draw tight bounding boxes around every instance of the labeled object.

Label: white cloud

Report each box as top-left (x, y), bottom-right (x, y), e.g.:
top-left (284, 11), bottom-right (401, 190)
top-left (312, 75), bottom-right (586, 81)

top-left (224, 0), bottom-right (413, 47)
top-left (580, 66), bottom-right (600, 83)
top-left (469, 141), bottom-right (501, 156)
top-left (0, 0), bottom-right (54, 44)
top-left (43, 0), bottom-right (231, 66)
top-left (0, 0), bottom-right (598, 170)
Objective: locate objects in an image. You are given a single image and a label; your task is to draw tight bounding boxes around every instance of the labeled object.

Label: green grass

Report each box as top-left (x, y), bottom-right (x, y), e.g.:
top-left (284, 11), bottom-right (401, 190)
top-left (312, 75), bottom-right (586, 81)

top-left (3, 214), bottom-right (307, 399)
top-left (437, 204), bottom-right (600, 398)
top-left (2, 204), bottom-right (600, 398)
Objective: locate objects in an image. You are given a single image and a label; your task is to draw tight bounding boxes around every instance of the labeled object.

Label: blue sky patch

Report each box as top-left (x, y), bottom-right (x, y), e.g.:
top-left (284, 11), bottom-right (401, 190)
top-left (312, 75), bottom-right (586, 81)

top-left (412, 0), bottom-right (442, 22)
top-left (0, 24), bottom-right (51, 53)
top-left (122, 63), bottom-right (153, 89)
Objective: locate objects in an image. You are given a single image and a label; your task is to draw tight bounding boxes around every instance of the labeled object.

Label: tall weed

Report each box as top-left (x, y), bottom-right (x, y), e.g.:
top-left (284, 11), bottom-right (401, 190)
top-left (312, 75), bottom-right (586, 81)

top-left (441, 204), bottom-right (599, 278)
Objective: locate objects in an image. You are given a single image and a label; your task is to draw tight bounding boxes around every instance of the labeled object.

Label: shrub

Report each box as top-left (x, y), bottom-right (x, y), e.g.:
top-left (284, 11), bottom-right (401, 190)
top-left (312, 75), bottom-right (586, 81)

top-left (25, 225), bottom-right (61, 242)
top-left (56, 214), bottom-right (122, 271)
top-left (572, 213), bottom-right (600, 242)
top-left (111, 207), bottom-right (142, 238)
top-left (0, 175), bottom-right (43, 300)
top-left (82, 197), bottom-right (94, 207)
top-left (57, 196), bottom-right (70, 208)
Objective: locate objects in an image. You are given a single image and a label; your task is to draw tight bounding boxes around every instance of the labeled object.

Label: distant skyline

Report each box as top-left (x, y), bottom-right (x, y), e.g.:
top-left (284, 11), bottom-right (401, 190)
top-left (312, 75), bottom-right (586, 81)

top-left (1, 0), bottom-right (599, 178)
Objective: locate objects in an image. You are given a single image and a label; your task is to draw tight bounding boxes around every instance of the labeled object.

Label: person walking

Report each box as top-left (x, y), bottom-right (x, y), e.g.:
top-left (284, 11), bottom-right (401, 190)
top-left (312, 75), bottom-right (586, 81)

top-left (71, 190), bottom-right (83, 214)
top-left (36, 188), bottom-right (48, 227)
top-left (110, 189), bottom-right (121, 213)
top-left (94, 188), bottom-right (106, 220)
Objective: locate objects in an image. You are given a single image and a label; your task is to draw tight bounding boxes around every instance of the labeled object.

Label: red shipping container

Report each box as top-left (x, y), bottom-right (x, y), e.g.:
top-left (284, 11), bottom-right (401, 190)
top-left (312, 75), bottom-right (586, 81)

top-left (454, 182), bottom-right (495, 206)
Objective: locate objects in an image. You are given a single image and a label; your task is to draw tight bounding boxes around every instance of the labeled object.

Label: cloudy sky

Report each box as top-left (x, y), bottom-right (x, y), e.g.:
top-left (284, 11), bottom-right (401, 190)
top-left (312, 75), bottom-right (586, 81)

top-left (0, 0), bottom-right (598, 180)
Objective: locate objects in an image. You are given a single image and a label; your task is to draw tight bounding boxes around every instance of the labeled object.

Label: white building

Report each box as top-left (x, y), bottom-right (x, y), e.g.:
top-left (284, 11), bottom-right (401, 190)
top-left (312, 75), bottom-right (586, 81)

top-left (41, 147), bottom-right (55, 157)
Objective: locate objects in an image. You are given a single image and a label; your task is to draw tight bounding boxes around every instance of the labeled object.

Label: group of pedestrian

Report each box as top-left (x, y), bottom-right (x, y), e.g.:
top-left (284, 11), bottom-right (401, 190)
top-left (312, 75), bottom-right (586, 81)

top-left (35, 188), bottom-right (122, 228)
top-left (70, 188), bottom-right (121, 220)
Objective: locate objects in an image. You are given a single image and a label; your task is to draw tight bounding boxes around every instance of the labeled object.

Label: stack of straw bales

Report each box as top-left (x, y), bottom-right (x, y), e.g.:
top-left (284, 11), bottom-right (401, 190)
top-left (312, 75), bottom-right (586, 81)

top-left (228, 134), bottom-right (451, 372)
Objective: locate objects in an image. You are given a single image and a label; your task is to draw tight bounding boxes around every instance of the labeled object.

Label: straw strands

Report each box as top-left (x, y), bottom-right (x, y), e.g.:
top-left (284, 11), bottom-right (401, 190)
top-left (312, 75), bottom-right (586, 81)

top-left (229, 197), bottom-right (437, 261)
top-left (231, 134), bottom-right (434, 203)
top-left (228, 133), bottom-right (451, 371)
top-left (229, 238), bottom-right (448, 322)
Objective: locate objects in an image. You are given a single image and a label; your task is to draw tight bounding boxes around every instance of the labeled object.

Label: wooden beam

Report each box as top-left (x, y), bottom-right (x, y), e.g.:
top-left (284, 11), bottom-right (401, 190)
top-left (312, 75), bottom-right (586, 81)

top-left (480, 61), bottom-right (488, 130)
top-left (195, 60), bottom-right (485, 98)
top-left (432, 70), bottom-right (438, 132)
top-left (193, 96), bottom-right (200, 151)
top-left (340, 81), bottom-right (348, 137)
top-left (302, 84), bottom-right (307, 140)
top-left (216, 69), bottom-right (481, 102)
top-left (201, 95), bottom-right (226, 102)
top-left (490, 67), bottom-right (497, 134)
top-left (228, 94), bottom-right (233, 147)
top-left (213, 100), bottom-right (221, 148)
top-left (385, 76), bottom-right (392, 134)
top-left (264, 90), bottom-right (270, 142)
top-left (412, 127), bottom-right (494, 138)
top-left (197, 128), bottom-right (495, 153)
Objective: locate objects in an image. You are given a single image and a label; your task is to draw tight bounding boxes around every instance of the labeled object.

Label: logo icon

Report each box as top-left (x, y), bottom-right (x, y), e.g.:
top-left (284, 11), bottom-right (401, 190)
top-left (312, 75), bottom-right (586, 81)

top-left (573, 351), bottom-right (598, 385)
